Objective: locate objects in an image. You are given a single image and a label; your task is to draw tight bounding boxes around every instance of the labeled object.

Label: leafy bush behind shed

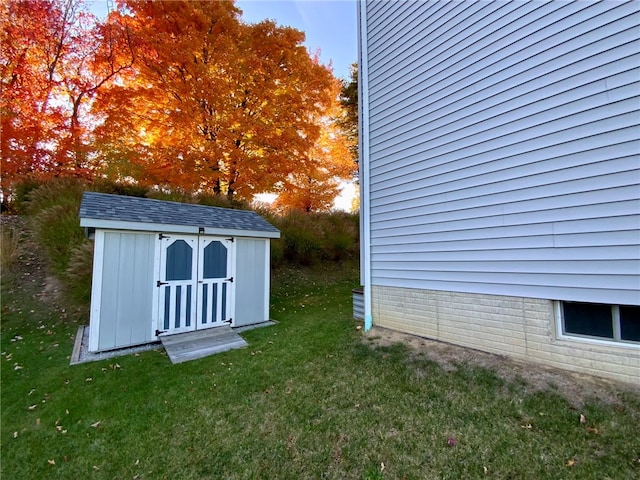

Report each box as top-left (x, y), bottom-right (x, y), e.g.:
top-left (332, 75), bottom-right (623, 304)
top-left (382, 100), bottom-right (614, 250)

top-left (8, 178), bottom-right (359, 307)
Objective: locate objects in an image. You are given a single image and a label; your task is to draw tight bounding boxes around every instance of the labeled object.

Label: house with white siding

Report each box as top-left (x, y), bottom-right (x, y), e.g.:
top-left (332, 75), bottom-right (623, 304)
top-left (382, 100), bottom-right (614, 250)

top-left (357, 0), bottom-right (639, 384)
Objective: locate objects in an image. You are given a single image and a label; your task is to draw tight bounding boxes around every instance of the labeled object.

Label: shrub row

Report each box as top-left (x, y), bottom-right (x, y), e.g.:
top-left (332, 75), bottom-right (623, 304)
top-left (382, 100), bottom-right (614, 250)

top-left (8, 178), bottom-right (359, 304)
top-left (267, 210), bottom-right (359, 266)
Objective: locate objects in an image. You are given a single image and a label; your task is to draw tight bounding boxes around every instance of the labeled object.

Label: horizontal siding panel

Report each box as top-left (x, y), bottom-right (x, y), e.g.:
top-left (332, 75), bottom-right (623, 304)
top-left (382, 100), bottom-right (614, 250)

top-left (370, 110), bottom-right (639, 179)
top-left (371, 72), bottom-right (639, 161)
top-left (371, 143), bottom-right (639, 206)
top-left (370, 188), bottom-right (639, 226)
top-left (373, 197), bottom-right (639, 231)
top-left (371, 53), bottom-right (639, 156)
top-left (371, 270), bottom-right (639, 293)
top-left (368, 1), bottom-right (559, 98)
top-left (366, 0), bottom-right (409, 35)
top-left (364, 0), bottom-right (640, 304)
top-left (371, 246), bottom-right (640, 263)
top-left (371, 126), bottom-right (638, 191)
top-left (371, 230), bottom-right (639, 251)
top-left (368, 1), bottom-right (444, 52)
top-left (370, 2), bottom-right (637, 120)
top-left (371, 49), bottom-right (639, 160)
top-left (369, 1), bottom-right (471, 70)
top-left (371, 89), bottom-right (640, 174)
top-left (371, 174), bottom-right (639, 216)
top-left (370, 275), bottom-right (640, 306)
top-left (372, 157), bottom-right (638, 208)
top-left (372, 212), bottom-right (639, 239)
top-left (374, 260), bottom-right (639, 276)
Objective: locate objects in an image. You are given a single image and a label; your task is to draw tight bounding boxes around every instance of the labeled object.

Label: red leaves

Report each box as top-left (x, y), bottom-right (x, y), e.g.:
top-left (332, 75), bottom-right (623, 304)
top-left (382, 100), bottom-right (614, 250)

top-left (1, 0), bottom-right (131, 196)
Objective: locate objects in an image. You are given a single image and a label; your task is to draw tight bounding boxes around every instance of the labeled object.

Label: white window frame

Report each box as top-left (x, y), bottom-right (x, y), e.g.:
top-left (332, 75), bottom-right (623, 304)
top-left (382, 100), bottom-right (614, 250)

top-left (554, 301), bottom-right (640, 348)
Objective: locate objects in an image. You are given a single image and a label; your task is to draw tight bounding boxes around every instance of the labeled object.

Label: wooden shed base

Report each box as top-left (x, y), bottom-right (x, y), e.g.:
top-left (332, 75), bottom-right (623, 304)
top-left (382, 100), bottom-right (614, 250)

top-left (160, 326), bottom-right (248, 364)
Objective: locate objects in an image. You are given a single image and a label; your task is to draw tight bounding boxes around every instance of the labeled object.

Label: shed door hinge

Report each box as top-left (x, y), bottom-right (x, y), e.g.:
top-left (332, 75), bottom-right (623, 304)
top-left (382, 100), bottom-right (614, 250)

top-left (159, 233), bottom-right (170, 240)
top-left (157, 280), bottom-right (168, 287)
top-left (226, 237), bottom-right (234, 242)
top-left (226, 277), bottom-right (234, 283)
top-left (155, 329), bottom-right (166, 336)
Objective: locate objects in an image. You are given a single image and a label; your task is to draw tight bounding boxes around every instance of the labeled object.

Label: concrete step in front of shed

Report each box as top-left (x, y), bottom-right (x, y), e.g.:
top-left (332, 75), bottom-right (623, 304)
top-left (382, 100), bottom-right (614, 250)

top-left (160, 326), bottom-right (248, 364)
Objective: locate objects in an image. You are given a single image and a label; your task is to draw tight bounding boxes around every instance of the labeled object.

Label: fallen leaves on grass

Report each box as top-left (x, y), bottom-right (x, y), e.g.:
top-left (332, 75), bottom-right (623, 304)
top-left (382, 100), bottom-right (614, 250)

top-left (91, 421), bottom-right (101, 428)
top-left (566, 458), bottom-right (576, 467)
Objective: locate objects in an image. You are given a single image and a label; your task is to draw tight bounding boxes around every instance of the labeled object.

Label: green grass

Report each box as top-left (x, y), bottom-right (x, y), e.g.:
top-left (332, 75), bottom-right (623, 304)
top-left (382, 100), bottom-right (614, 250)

top-left (2, 260), bottom-right (640, 479)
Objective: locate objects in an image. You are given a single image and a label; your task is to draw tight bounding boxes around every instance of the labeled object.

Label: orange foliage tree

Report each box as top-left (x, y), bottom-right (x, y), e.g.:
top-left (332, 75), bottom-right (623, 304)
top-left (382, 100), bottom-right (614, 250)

top-left (94, 0), bottom-right (353, 206)
top-left (2, 0), bottom-right (354, 210)
top-left (275, 78), bottom-right (355, 211)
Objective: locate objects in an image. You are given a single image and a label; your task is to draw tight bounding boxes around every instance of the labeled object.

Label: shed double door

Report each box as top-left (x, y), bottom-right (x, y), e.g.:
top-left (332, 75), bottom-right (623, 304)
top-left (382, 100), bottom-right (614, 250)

top-left (157, 234), bottom-right (234, 336)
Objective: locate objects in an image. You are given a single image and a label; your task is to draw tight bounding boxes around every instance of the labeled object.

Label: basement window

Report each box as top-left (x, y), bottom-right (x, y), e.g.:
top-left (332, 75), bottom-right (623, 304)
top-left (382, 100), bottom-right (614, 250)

top-left (560, 301), bottom-right (640, 344)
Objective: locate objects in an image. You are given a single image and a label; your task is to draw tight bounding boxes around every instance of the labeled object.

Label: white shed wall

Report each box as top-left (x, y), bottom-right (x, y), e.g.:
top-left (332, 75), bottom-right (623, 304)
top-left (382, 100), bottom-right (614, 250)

top-left (231, 238), bottom-right (270, 326)
top-left (364, 0), bottom-right (640, 306)
top-left (89, 231), bottom-right (156, 352)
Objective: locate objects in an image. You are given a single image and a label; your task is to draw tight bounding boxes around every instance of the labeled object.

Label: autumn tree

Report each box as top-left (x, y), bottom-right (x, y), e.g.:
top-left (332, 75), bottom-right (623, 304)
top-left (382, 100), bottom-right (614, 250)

top-left (1, 0), bottom-right (74, 194)
top-left (275, 78), bottom-right (355, 212)
top-left (92, 0), bottom-right (242, 191)
top-left (339, 62), bottom-right (358, 164)
top-left (1, 0), bottom-right (133, 201)
top-left (3, 0), bottom-right (354, 210)
top-left (94, 0), bottom-right (352, 205)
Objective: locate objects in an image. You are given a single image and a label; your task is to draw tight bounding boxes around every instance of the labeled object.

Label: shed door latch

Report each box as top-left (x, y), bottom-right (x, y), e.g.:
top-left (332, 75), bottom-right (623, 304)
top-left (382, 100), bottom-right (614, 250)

top-left (157, 280), bottom-right (168, 287)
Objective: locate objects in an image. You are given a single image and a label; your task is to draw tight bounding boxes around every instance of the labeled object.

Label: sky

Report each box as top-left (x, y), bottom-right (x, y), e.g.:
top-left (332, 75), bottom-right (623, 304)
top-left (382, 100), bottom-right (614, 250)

top-left (90, 0), bottom-right (358, 80)
top-left (235, 0), bottom-right (357, 80)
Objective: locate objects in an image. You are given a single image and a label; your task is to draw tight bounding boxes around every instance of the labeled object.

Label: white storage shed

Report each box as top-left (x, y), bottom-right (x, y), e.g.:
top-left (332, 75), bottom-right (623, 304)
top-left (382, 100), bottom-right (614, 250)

top-left (79, 192), bottom-right (280, 353)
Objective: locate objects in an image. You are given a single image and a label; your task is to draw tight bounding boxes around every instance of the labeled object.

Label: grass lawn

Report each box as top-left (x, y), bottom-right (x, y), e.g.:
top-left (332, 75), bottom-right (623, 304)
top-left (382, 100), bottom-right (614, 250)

top-left (2, 252), bottom-right (640, 479)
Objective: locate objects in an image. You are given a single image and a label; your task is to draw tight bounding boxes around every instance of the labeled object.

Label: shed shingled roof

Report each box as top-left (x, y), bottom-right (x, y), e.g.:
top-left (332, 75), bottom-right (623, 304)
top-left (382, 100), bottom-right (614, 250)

top-left (79, 192), bottom-right (279, 236)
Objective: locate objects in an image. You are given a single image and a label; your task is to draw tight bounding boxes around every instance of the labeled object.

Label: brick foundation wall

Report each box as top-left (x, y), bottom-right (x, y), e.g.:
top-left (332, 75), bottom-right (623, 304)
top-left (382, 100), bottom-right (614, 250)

top-left (372, 285), bottom-right (640, 385)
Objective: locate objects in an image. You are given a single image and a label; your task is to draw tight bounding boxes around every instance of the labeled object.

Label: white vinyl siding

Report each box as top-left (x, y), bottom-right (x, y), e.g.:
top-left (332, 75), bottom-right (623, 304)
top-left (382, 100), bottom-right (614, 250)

top-left (364, 0), bottom-right (640, 306)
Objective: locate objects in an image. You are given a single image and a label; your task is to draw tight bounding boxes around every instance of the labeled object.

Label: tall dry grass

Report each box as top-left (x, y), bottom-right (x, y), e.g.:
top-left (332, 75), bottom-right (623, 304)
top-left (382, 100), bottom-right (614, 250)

top-left (1, 225), bottom-right (22, 271)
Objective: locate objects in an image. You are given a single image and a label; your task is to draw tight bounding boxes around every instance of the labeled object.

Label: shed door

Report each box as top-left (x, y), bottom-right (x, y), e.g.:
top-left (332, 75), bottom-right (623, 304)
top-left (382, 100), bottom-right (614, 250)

top-left (197, 238), bottom-right (234, 329)
top-left (158, 235), bottom-right (198, 335)
top-left (157, 235), bottom-right (234, 336)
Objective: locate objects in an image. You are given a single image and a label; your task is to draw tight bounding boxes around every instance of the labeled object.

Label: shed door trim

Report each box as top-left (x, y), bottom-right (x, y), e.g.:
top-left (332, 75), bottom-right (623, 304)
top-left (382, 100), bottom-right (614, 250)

top-left (157, 235), bottom-right (198, 335)
top-left (156, 234), bottom-right (235, 337)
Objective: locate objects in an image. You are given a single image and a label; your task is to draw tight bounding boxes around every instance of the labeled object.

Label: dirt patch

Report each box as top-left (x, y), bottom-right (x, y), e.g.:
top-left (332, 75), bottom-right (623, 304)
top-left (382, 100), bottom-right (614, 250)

top-left (363, 326), bottom-right (639, 407)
